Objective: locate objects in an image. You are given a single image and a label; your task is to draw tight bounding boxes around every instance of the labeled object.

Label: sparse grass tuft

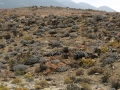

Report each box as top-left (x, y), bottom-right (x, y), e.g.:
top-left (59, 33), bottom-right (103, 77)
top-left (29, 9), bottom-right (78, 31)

top-left (81, 83), bottom-right (92, 90)
top-left (101, 46), bottom-right (109, 53)
top-left (0, 85), bottom-right (9, 90)
top-left (81, 58), bottom-right (95, 68)
top-left (64, 77), bottom-right (73, 84)
top-left (11, 78), bottom-right (22, 84)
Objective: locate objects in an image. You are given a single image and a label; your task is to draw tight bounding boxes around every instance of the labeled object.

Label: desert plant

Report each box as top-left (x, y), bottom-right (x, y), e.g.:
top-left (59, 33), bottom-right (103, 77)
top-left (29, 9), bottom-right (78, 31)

top-left (111, 80), bottom-right (120, 89)
top-left (66, 83), bottom-right (81, 90)
top-left (24, 73), bottom-right (32, 78)
top-left (81, 83), bottom-right (92, 90)
top-left (101, 46), bottom-right (109, 53)
top-left (14, 87), bottom-right (28, 90)
top-left (81, 58), bottom-right (95, 68)
top-left (0, 85), bottom-right (9, 90)
top-left (64, 77), bottom-right (73, 84)
top-left (76, 69), bottom-right (84, 76)
top-left (73, 51), bottom-right (87, 60)
top-left (23, 36), bottom-right (32, 40)
top-left (109, 40), bottom-right (119, 48)
top-left (101, 72), bottom-right (110, 83)
top-left (14, 70), bottom-right (25, 76)
top-left (88, 67), bottom-right (104, 75)
top-left (24, 73), bottom-right (33, 82)
top-left (11, 78), bottom-right (22, 84)
top-left (36, 80), bottom-right (48, 88)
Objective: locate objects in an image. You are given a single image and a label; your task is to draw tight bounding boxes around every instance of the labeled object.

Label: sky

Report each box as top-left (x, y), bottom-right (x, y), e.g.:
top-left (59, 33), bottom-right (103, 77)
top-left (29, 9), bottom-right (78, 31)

top-left (72, 0), bottom-right (120, 12)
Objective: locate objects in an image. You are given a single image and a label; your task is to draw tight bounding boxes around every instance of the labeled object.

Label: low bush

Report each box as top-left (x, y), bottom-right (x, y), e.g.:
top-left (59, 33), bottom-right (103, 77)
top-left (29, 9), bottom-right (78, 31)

top-left (88, 67), bottom-right (104, 75)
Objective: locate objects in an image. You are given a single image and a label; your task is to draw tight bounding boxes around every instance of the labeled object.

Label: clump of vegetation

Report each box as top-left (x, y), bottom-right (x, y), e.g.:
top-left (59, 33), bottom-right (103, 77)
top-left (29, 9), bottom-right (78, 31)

top-left (14, 71), bottom-right (25, 76)
top-left (11, 78), bottom-right (22, 84)
top-left (14, 87), bottom-right (28, 90)
top-left (101, 72), bottom-right (110, 83)
top-left (34, 85), bottom-right (42, 90)
top-left (35, 80), bottom-right (49, 88)
top-left (0, 85), bottom-right (9, 90)
top-left (24, 73), bottom-right (33, 82)
top-left (109, 40), bottom-right (119, 48)
top-left (76, 69), bottom-right (84, 76)
top-left (24, 73), bottom-right (32, 78)
top-left (81, 83), bottom-right (92, 90)
top-left (66, 83), bottom-right (81, 90)
top-left (101, 46), bottom-right (109, 53)
top-left (73, 51), bottom-right (87, 60)
top-left (111, 80), bottom-right (120, 89)
top-left (88, 67), bottom-right (104, 75)
top-left (23, 36), bottom-right (32, 40)
top-left (81, 58), bottom-right (95, 68)
top-left (64, 77), bottom-right (73, 84)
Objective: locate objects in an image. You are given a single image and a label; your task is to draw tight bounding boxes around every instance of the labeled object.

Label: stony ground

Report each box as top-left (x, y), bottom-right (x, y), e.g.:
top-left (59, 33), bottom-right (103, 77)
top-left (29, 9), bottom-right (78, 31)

top-left (0, 6), bottom-right (120, 90)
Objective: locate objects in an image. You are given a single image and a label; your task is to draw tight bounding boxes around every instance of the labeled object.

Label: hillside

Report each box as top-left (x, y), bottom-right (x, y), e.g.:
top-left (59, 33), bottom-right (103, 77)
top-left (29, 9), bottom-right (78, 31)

top-left (0, 6), bottom-right (120, 90)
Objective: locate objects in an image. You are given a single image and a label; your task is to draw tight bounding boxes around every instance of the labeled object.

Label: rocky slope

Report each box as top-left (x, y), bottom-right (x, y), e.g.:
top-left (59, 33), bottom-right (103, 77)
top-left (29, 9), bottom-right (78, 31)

top-left (0, 6), bottom-right (120, 90)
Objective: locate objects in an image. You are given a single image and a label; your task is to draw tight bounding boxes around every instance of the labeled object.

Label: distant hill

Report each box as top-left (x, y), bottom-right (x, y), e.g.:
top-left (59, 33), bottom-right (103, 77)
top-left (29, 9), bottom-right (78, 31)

top-left (98, 6), bottom-right (116, 12)
top-left (78, 2), bottom-right (97, 10)
top-left (0, 0), bottom-right (116, 12)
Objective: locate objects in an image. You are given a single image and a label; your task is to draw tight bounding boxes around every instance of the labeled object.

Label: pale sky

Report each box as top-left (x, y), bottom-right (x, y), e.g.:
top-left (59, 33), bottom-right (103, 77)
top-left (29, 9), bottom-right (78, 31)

top-left (72, 0), bottom-right (120, 12)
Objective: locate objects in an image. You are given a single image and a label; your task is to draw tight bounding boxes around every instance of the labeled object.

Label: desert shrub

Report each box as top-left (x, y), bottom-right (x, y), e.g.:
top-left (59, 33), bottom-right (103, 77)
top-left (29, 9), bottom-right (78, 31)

top-left (74, 77), bottom-right (92, 84)
top-left (101, 72), bottom-right (110, 83)
top-left (111, 80), bottom-right (120, 89)
top-left (73, 51), bottom-right (88, 60)
top-left (49, 41), bottom-right (61, 48)
top-left (0, 85), bottom-right (9, 90)
top-left (49, 29), bottom-right (57, 34)
top-left (23, 36), bottom-right (32, 40)
top-left (11, 78), bottom-right (22, 84)
top-left (88, 67), bottom-right (104, 75)
top-left (76, 69), bottom-right (84, 76)
top-left (109, 40), bottom-right (119, 48)
top-left (24, 73), bottom-right (33, 82)
top-left (103, 56), bottom-right (116, 64)
top-left (14, 70), bottom-right (25, 76)
top-left (101, 46), bottom-right (109, 53)
top-left (81, 83), bottom-right (92, 90)
top-left (36, 80), bottom-right (48, 88)
top-left (81, 58), bottom-right (95, 68)
top-left (64, 77), bottom-right (73, 84)
top-left (66, 83), bottom-right (81, 90)
top-left (13, 64), bottom-right (27, 71)
top-left (4, 34), bottom-right (11, 39)
top-left (24, 73), bottom-right (32, 78)
top-left (14, 87), bottom-right (28, 90)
